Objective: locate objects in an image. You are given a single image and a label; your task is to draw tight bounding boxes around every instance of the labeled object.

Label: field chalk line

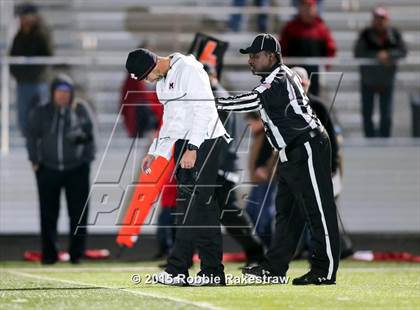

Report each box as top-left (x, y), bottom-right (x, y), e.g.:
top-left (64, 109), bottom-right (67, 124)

top-left (5, 270), bottom-right (225, 310)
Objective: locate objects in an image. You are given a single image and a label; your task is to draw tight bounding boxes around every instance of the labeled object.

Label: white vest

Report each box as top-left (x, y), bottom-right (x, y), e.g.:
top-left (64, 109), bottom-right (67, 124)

top-left (148, 53), bottom-right (228, 159)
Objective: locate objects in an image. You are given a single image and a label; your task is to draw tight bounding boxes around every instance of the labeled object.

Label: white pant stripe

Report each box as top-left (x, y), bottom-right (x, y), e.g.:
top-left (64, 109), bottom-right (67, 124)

top-left (304, 142), bottom-right (334, 280)
top-left (279, 148), bottom-right (288, 163)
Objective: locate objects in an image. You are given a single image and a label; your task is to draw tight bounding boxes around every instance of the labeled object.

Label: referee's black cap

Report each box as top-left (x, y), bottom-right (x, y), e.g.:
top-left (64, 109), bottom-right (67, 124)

top-left (240, 34), bottom-right (281, 55)
top-left (125, 48), bottom-right (158, 80)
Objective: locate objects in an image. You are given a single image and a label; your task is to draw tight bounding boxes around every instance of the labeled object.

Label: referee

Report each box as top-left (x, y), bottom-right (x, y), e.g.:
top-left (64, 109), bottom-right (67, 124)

top-left (217, 34), bottom-right (340, 285)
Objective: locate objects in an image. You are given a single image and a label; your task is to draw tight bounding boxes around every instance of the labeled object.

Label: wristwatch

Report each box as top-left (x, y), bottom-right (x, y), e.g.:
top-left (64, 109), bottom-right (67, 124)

top-left (187, 143), bottom-right (199, 151)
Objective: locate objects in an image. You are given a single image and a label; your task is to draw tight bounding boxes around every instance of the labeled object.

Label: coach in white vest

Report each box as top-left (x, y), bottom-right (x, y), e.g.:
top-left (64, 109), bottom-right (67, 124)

top-left (126, 49), bottom-right (229, 286)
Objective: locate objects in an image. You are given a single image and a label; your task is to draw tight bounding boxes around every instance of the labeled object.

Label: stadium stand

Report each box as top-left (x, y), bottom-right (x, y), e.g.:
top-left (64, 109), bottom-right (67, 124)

top-left (0, 0), bottom-right (419, 235)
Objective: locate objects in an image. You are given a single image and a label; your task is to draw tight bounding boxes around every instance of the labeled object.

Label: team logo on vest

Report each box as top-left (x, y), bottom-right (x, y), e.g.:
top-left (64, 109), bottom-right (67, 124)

top-left (169, 82), bottom-right (174, 89)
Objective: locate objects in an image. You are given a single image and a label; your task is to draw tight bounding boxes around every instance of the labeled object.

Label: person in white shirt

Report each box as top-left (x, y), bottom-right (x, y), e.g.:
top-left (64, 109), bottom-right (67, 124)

top-left (126, 48), bottom-right (229, 286)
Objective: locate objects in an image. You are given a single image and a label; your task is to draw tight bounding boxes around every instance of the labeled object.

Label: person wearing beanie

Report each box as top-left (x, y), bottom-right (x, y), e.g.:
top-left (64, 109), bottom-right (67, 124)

top-left (216, 33), bottom-right (340, 285)
top-left (26, 74), bottom-right (96, 265)
top-left (125, 48), bottom-right (229, 286)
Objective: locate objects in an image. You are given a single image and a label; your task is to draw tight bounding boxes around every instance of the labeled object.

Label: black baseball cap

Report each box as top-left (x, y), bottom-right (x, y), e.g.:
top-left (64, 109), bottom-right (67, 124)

top-left (240, 34), bottom-right (281, 55)
top-left (125, 48), bottom-right (158, 81)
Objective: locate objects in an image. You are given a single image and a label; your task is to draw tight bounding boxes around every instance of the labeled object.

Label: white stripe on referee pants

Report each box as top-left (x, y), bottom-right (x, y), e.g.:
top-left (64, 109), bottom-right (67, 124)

top-left (304, 141), bottom-right (334, 280)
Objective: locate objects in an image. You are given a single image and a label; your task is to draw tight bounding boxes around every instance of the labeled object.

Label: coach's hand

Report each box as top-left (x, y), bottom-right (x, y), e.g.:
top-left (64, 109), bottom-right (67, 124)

top-left (180, 150), bottom-right (197, 169)
top-left (142, 154), bottom-right (155, 174)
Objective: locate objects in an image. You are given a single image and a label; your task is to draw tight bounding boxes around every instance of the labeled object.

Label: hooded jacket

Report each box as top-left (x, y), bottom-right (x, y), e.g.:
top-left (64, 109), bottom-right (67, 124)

top-left (26, 74), bottom-right (95, 170)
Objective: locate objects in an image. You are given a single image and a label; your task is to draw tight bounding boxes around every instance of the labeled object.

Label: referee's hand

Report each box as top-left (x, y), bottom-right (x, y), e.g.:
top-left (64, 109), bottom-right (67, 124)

top-left (180, 150), bottom-right (197, 169)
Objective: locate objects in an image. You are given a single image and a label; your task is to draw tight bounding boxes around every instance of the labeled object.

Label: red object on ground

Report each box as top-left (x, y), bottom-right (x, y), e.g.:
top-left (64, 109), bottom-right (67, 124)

top-left (116, 155), bottom-right (175, 248)
top-left (352, 251), bottom-right (420, 262)
top-left (85, 249), bottom-right (111, 259)
top-left (192, 252), bottom-right (247, 263)
top-left (372, 251), bottom-right (420, 262)
top-left (23, 249), bottom-right (110, 262)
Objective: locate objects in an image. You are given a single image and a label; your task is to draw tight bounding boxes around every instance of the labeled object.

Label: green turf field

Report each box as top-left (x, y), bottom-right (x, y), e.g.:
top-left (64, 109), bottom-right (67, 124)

top-left (1, 260), bottom-right (419, 310)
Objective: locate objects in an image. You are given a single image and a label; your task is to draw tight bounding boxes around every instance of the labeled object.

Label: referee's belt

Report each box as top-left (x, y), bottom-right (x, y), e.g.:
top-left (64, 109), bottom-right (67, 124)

top-left (279, 126), bottom-right (324, 163)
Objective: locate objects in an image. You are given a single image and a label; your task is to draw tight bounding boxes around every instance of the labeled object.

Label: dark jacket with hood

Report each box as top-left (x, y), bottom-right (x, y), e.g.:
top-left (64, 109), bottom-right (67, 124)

top-left (26, 74), bottom-right (95, 171)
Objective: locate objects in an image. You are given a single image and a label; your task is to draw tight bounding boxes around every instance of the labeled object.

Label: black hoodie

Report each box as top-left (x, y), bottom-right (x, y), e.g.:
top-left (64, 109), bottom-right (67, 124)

top-left (26, 74), bottom-right (95, 170)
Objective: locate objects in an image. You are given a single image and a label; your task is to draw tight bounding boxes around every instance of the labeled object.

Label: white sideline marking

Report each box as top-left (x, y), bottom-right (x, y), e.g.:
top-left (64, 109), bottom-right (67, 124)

top-left (2, 266), bottom-right (161, 273)
top-left (5, 270), bottom-right (225, 310)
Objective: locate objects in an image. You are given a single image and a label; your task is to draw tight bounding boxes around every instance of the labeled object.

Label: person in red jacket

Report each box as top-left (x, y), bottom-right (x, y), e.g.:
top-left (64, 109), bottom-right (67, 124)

top-left (279, 0), bottom-right (336, 95)
top-left (119, 74), bottom-right (162, 138)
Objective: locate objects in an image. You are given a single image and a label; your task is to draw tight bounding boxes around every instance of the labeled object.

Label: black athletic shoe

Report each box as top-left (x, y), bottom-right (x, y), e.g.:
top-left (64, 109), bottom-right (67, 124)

top-left (292, 271), bottom-right (336, 285)
top-left (340, 247), bottom-right (354, 259)
top-left (41, 258), bottom-right (58, 265)
top-left (242, 265), bottom-right (287, 284)
top-left (70, 258), bottom-right (81, 265)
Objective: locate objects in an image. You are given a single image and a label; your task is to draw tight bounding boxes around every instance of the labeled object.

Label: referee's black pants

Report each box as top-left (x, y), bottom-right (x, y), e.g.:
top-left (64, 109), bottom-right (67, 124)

top-left (264, 130), bottom-right (340, 280)
top-left (166, 138), bottom-right (225, 277)
top-left (35, 163), bottom-right (90, 263)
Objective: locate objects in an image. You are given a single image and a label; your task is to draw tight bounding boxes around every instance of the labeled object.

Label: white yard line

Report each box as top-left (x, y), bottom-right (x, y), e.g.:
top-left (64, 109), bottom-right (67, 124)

top-left (1, 266), bottom-right (161, 273)
top-left (5, 270), bottom-right (225, 310)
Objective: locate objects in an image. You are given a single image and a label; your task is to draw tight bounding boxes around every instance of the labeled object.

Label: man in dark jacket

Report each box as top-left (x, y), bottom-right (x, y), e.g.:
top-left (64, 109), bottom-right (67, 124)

top-left (10, 3), bottom-right (53, 136)
top-left (354, 7), bottom-right (407, 137)
top-left (280, 0), bottom-right (336, 95)
top-left (26, 74), bottom-right (95, 264)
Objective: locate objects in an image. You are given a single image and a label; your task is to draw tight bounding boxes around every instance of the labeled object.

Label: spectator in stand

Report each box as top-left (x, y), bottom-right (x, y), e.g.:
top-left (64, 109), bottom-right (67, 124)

top-left (228, 0), bottom-right (269, 33)
top-left (26, 74), bottom-right (96, 265)
top-left (280, 0), bottom-right (336, 95)
top-left (245, 112), bottom-right (277, 248)
top-left (291, 0), bottom-right (324, 16)
top-left (10, 2), bottom-right (53, 137)
top-left (119, 73), bottom-right (162, 139)
top-left (354, 7), bottom-right (407, 138)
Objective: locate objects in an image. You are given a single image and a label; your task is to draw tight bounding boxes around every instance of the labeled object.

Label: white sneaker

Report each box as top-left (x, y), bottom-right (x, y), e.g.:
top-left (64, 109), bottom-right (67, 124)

top-left (152, 271), bottom-right (187, 286)
top-left (188, 272), bottom-right (225, 286)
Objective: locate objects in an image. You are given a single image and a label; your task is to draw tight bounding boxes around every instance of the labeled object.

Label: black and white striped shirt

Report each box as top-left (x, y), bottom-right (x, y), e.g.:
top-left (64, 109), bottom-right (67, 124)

top-left (217, 64), bottom-right (322, 150)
